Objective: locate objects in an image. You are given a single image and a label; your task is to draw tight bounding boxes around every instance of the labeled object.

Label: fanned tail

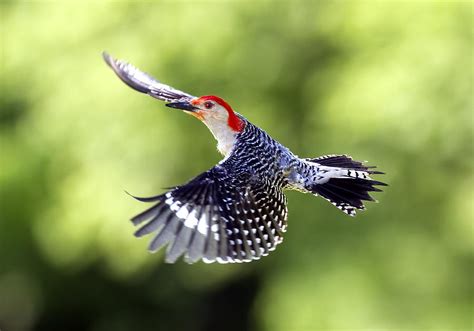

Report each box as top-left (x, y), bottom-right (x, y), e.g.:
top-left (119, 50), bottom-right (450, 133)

top-left (307, 155), bottom-right (387, 216)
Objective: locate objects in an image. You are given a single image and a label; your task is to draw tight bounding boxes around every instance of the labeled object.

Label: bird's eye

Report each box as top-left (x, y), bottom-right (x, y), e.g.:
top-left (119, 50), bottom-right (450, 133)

top-left (204, 101), bottom-right (214, 109)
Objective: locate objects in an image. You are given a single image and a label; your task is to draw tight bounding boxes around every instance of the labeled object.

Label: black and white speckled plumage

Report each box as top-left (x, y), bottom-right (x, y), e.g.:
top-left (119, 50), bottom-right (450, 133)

top-left (130, 120), bottom-right (385, 263)
top-left (131, 121), bottom-right (292, 263)
top-left (104, 52), bottom-right (386, 264)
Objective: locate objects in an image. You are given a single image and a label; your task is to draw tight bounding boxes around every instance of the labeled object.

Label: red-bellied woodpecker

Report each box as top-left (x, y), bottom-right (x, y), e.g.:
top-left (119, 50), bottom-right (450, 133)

top-left (103, 52), bottom-right (386, 264)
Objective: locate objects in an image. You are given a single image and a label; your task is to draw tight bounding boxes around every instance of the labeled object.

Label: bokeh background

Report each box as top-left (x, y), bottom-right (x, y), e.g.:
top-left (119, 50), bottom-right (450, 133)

top-left (0, 1), bottom-right (472, 331)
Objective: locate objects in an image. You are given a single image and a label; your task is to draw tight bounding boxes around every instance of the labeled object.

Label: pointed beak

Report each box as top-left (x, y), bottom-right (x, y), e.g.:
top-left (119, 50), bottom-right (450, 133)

top-left (166, 101), bottom-right (198, 112)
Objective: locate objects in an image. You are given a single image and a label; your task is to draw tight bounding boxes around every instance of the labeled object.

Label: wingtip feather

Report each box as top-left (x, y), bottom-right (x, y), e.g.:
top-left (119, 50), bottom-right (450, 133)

top-left (102, 51), bottom-right (112, 65)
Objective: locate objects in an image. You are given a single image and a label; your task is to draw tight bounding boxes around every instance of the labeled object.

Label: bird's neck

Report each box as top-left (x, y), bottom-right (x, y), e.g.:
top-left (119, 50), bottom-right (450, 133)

top-left (203, 118), bottom-right (240, 156)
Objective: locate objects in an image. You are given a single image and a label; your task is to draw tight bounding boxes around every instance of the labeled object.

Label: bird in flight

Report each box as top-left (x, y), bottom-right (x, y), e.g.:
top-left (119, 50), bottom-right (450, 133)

top-left (103, 52), bottom-right (386, 264)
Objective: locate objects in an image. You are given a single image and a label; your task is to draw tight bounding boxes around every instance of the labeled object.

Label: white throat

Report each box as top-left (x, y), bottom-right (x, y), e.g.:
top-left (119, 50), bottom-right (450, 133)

top-left (203, 117), bottom-right (238, 156)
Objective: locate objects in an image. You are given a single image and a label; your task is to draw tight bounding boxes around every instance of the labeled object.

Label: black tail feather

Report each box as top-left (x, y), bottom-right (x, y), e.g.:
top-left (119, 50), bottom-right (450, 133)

top-left (309, 154), bottom-right (383, 175)
top-left (312, 177), bottom-right (386, 216)
top-left (325, 181), bottom-right (374, 202)
top-left (308, 154), bottom-right (386, 216)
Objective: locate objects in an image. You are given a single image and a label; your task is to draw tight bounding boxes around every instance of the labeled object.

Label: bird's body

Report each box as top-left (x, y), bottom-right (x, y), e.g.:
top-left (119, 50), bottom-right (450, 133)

top-left (103, 52), bottom-right (386, 264)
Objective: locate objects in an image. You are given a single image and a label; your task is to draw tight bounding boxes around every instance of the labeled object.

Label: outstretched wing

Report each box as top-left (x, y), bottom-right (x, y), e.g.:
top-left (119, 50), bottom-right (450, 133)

top-left (102, 52), bottom-right (195, 102)
top-left (130, 165), bottom-right (288, 264)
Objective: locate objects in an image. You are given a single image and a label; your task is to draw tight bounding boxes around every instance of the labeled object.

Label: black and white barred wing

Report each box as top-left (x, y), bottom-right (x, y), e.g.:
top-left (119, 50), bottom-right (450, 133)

top-left (103, 52), bottom-right (195, 102)
top-left (130, 167), bottom-right (288, 264)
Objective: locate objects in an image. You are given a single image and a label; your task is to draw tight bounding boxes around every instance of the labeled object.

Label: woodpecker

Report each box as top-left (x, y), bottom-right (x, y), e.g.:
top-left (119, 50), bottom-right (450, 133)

top-left (103, 52), bottom-right (386, 264)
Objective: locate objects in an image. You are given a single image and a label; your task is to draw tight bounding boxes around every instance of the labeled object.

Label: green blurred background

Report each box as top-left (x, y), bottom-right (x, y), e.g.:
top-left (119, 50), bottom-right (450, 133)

top-left (0, 1), bottom-right (472, 330)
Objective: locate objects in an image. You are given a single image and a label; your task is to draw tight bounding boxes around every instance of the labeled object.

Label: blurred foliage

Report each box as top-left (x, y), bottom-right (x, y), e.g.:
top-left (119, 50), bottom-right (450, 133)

top-left (0, 1), bottom-right (472, 331)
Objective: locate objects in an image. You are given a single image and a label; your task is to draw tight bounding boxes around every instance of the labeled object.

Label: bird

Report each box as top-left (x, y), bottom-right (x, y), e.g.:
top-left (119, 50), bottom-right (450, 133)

top-left (103, 52), bottom-right (387, 264)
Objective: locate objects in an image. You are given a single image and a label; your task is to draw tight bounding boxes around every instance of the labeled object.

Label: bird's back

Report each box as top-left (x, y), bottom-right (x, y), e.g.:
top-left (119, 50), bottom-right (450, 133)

top-left (222, 118), bottom-right (300, 190)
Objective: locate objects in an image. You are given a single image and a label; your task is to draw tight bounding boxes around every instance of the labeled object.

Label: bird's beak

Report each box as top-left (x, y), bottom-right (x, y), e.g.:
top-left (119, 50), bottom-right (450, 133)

top-left (166, 101), bottom-right (198, 112)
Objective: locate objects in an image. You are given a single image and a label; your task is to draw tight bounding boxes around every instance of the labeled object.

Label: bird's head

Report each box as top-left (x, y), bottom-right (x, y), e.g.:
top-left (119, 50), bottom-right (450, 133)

top-left (166, 96), bottom-right (245, 156)
top-left (166, 96), bottom-right (244, 132)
